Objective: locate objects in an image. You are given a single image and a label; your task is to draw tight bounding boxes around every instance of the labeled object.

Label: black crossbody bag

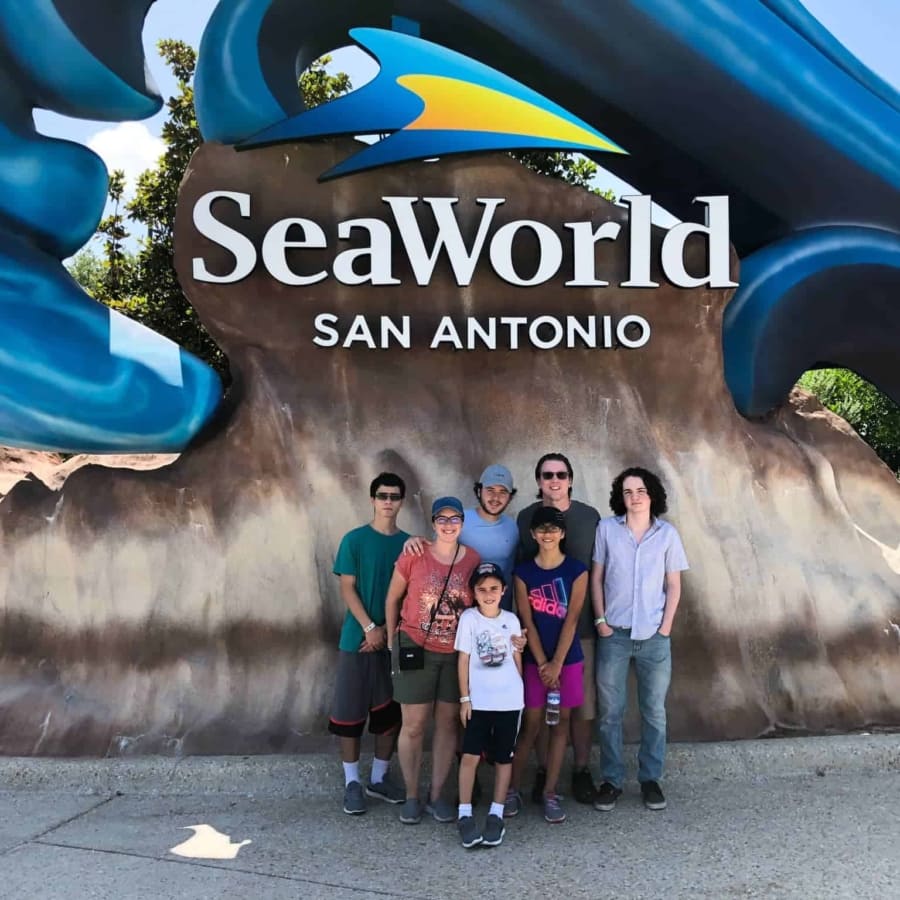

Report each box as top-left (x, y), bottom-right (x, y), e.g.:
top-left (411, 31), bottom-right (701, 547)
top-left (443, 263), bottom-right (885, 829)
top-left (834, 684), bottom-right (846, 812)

top-left (397, 548), bottom-right (459, 671)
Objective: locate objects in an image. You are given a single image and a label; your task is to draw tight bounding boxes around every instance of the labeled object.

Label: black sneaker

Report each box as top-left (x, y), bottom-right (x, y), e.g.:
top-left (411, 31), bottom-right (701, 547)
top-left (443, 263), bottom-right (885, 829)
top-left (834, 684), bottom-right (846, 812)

top-left (457, 815), bottom-right (483, 849)
top-left (571, 767), bottom-right (597, 804)
top-left (593, 781), bottom-right (622, 812)
top-left (640, 780), bottom-right (667, 810)
top-left (530, 767), bottom-right (547, 805)
top-left (481, 813), bottom-right (506, 847)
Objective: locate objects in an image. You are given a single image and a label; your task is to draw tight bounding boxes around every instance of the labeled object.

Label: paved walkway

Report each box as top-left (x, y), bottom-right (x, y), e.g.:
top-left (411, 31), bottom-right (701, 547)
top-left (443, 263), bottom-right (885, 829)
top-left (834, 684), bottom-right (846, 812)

top-left (0, 734), bottom-right (897, 899)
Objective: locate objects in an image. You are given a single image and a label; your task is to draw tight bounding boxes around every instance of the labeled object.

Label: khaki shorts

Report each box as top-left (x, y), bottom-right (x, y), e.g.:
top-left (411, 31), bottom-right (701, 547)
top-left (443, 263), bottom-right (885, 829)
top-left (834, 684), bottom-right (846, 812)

top-left (391, 634), bottom-right (460, 705)
top-left (572, 636), bottom-right (597, 721)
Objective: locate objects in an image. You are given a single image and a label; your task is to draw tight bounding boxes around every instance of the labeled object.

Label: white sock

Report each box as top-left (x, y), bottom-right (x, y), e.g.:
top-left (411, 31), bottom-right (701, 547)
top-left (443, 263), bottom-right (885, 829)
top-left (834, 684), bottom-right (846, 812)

top-left (343, 761), bottom-right (360, 786)
top-left (458, 803), bottom-right (473, 818)
top-left (490, 802), bottom-right (505, 818)
top-left (371, 757), bottom-right (390, 784)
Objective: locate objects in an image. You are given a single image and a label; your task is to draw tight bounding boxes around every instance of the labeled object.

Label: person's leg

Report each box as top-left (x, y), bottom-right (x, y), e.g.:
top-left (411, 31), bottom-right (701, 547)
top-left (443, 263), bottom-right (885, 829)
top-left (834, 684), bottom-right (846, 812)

top-left (372, 728), bottom-right (397, 765)
top-left (340, 736), bottom-right (362, 766)
top-left (430, 700), bottom-right (460, 803)
top-left (397, 703), bottom-right (430, 799)
top-left (543, 707), bottom-right (571, 797)
top-left (458, 753), bottom-right (480, 805)
top-left (328, 652), bottom-right (369, 813)
top-left (596, 630), bottom-right (633, 790)
top-left (532, 724), bottom-right (549, 801)
top-left (573, 638), bottom-right (596, 767)
top-left (510, 707), bottom-right (544, 790)
top-left (634, 632), bottom-right (672, 786)
top-left (367, 651), bottom-right (402, 792)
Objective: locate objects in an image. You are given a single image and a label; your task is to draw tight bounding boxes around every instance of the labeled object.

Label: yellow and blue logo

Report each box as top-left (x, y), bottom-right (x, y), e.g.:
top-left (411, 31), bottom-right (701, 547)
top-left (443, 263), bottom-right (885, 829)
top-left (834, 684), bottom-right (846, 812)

top-left (240, 27), bottom-right (626, 179)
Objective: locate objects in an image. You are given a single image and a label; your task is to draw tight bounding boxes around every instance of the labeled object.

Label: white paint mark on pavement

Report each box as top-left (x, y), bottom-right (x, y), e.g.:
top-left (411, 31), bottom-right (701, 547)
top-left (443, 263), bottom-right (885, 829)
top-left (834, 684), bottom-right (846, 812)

top-left (169, 824), bottom-right (252, 859)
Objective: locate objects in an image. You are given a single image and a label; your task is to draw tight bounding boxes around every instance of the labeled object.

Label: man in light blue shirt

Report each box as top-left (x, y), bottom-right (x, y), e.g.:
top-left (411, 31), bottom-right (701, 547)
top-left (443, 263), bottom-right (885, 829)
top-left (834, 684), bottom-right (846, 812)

top-left (590, 467), bottom-right (688, 813)
top-left (404, 464), bottom-right (519, 609)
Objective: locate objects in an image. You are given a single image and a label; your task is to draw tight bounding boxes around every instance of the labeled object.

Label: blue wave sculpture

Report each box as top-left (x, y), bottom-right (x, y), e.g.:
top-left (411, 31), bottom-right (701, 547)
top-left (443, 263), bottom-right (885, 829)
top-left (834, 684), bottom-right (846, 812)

top-left (0, 0), bottom-right (221, 453)
top-left (196, 0), bottom-right (900, 418)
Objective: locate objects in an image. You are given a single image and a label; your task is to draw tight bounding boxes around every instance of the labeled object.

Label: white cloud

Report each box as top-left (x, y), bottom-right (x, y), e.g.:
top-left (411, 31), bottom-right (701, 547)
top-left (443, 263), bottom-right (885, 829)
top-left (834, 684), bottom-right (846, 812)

top-left (87, 122), bottom-right (164, 190)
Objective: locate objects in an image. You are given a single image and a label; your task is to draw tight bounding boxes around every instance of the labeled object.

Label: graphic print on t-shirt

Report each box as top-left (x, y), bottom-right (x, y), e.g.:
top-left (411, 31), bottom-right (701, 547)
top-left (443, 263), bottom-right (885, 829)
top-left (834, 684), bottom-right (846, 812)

top-left (475, 629), bottom-right (508, 667)
top-left (529, 576), bottom-right (568, 620)
top-left (417, 570), bottom-right (470, 645)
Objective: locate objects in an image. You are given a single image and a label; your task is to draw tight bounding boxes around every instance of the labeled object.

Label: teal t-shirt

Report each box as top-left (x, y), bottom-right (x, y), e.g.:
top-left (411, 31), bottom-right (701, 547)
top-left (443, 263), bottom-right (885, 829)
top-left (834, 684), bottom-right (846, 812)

top-left (334, 524), bottom-right (409, 652)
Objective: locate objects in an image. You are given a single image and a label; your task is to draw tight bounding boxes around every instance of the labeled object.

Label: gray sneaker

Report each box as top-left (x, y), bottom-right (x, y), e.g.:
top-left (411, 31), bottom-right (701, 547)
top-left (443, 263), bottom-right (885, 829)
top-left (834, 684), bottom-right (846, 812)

top-left (543, 792), bottom-right (566, 824)
top-left (425, 797), bottom-right (456, 823)
top-left (503, 789), bottom-right (522, 818)
top-left (399, 797), bottom-right (423, 824)
top-left (342, 780), bottom-right (366, 815)
top-left (365, 778), bottom-right (404, 804)
top-left (457, 815), bottom-right (482, 849)
top-left (481, 814), bottom-right (506, 847)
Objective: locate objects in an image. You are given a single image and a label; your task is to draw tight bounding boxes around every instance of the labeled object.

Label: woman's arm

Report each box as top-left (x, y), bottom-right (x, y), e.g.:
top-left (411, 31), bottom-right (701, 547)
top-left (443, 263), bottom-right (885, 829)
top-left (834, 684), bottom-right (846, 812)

top-left (515, 576), bottom-right (547, 666)
top-left (384, 569), bottom-right (409, 650)
top-left (544, 571), bottom-right (586, 683)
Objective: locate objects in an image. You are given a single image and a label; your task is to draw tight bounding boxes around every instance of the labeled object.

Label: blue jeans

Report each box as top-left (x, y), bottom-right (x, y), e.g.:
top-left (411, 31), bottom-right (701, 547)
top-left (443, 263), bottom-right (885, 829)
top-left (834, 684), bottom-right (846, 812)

top-left (596, 628), bottom-right (671, 787)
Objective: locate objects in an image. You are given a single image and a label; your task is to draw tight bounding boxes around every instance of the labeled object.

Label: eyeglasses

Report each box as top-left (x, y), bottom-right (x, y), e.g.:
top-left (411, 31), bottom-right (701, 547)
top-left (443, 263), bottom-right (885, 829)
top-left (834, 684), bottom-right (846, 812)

top-left (433, 515), bottom-right (463, 525)
top-left (540, 471), bottom-right (570, 481)
top-left (534, 525), bottom-right (562, 534)
top-left (374, 492), bottom-right (402, 501)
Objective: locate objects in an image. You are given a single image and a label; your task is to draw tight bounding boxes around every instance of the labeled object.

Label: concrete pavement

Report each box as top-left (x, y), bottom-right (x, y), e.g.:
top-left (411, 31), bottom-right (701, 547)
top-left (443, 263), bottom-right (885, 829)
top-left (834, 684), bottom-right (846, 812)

top-left (0, 734), bottom-right (897, 899)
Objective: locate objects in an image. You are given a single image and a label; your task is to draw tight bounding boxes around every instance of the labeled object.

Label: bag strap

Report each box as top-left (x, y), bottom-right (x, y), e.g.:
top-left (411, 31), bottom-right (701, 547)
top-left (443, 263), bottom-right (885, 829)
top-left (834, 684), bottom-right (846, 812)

top-left (424, 545), bottom-right (460, 635)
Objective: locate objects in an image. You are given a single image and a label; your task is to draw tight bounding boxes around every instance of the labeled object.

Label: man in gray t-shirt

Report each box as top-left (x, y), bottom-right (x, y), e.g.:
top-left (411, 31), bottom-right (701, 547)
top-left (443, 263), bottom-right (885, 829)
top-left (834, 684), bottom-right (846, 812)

top-left (516, 452), bottom-right (600, 805)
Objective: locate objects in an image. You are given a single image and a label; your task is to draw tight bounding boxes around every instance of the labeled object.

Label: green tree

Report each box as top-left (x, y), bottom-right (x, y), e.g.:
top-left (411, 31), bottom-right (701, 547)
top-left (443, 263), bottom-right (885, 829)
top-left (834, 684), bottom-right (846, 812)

top-left (65, 248), bottom-right (104, 297)
top-left (96, 168), bottom-right (134, 302)
top-left (512, 151), bottom-right (616, 200)
top-left (78, 41), bottom-right (353, 379)
top-left (798, 368), bottom-right (900, 474)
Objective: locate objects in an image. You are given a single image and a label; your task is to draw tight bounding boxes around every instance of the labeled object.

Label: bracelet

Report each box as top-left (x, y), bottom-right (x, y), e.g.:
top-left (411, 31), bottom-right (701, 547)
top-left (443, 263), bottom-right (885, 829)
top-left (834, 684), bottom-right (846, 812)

top-left (364, 622), bottom-right (377, 633)
top-left (593, 616), bottom-right (607, 626)
top-left (459, 695), bottom-right (471, 703)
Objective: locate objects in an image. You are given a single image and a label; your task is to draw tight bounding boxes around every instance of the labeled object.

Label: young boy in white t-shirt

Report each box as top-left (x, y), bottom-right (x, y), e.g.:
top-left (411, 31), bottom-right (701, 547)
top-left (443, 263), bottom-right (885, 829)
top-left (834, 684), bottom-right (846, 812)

top-left (454, 562), bottom-right (525, 849)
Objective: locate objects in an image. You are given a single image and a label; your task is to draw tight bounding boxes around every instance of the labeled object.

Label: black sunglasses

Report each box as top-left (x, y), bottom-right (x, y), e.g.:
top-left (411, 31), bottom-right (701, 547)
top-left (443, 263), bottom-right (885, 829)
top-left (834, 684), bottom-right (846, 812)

top-left (540, 470), bottom-right (570, 480)
top-left (374, 492), bottom-right (402, 501)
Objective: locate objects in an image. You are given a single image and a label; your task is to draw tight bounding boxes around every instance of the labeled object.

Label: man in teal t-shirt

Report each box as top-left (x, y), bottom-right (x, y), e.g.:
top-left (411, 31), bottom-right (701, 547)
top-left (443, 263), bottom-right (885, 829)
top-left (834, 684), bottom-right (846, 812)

top-left (329, 472), bottom-right (409, 815)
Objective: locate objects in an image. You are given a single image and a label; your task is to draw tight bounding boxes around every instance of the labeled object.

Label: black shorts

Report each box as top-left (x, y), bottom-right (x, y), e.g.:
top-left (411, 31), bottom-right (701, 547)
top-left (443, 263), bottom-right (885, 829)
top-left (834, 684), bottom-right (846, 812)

top-left (461, 709), bottom-right (521, 763)
top-left (328, 650), bottom-right (401, 738)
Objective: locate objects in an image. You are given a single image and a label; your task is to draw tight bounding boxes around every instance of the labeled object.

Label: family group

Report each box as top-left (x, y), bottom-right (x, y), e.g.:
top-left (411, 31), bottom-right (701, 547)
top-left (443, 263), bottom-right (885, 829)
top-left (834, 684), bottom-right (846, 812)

top-left (327, 454), bottom-right (688, 849)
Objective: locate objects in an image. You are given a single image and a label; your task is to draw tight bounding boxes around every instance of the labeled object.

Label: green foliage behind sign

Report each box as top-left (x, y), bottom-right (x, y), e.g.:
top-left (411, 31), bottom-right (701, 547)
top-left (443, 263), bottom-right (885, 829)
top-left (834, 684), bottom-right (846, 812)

top-left (799, 369), bottom-right (900, 475)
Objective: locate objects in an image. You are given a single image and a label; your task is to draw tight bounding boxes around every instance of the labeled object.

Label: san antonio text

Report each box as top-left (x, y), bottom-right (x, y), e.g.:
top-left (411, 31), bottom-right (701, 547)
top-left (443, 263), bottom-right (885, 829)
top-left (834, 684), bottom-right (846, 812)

top-left (312, 313), bottom-right (651, 350)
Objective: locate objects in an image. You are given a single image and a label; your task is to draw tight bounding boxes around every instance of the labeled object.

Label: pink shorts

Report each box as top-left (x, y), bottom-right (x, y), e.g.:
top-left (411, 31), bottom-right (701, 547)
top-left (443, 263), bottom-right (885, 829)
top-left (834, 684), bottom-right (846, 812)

top-left (523, 662), bottom-right (585, 709)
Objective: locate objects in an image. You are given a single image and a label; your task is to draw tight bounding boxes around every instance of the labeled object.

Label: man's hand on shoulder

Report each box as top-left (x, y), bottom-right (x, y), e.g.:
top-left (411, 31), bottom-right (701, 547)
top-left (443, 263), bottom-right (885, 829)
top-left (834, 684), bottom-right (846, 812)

top-left (402, 535), bottom-right (430, 556)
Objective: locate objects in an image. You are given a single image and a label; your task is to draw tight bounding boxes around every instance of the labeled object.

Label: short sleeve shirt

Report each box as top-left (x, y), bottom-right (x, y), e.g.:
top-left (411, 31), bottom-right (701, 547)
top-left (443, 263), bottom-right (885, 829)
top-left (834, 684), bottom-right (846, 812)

top-left (514, 556), bottom-right (587, 666)
top-left (334, 524), bottom-right (409, 652)
top-left (395, 546), bottom-right (481, 652)
top-left (460, 509), bottom-right (519, 609)
top-left (455, 608), bottom-right (524, 711)
top-left (517, 500), bottom-right (600, 636)
top-left (593, 516), bottom-right (689, 640)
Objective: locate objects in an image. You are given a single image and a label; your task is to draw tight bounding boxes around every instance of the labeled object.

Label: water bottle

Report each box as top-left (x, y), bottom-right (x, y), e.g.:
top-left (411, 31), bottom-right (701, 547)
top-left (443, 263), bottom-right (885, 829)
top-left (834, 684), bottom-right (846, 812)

top-left (545, 689), bottom-right (561, 726)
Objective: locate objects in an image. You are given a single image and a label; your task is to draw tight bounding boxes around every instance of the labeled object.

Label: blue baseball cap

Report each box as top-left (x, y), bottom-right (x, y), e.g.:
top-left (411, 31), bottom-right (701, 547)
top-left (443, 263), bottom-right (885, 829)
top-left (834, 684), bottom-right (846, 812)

top-left (431, 496), bottom-right (464, 518)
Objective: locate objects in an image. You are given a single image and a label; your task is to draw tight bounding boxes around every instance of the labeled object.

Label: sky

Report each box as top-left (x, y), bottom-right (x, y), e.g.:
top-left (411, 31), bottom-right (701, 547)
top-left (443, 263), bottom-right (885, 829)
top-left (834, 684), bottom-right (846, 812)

top-left (32, 0), bottom-right (900, 222)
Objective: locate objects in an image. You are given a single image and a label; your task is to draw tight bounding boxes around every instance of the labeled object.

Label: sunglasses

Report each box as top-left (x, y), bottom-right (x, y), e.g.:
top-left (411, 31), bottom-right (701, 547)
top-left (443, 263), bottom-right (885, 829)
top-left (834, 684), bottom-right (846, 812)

top-left (540, 471), bottom-right (570, 481)
top-left (433, 515), bottom-right (463, 525)
top-left (534, 524), bottom-right (562, 534)
top-left (374, 492), bottom-right (402, 501)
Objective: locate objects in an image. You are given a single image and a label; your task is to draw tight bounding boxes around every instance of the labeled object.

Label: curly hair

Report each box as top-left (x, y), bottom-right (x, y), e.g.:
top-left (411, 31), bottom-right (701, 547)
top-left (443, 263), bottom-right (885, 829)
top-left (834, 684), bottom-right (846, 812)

top-left (609, 467), bottom-right (668, 517)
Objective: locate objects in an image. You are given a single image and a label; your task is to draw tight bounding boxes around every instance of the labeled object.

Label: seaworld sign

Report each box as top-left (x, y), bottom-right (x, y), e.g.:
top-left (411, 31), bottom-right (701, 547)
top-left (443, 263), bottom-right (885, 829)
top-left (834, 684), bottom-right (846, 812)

top-left (191, 193), bottom-right (736, 291)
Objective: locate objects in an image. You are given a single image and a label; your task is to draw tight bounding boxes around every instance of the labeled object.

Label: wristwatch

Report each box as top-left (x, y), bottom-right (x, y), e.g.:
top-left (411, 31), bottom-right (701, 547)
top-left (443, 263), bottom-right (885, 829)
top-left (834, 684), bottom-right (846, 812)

top-left (364, 622), bottom-right (377, 633)
top-left (593, 616), bottom-right (607, 627)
